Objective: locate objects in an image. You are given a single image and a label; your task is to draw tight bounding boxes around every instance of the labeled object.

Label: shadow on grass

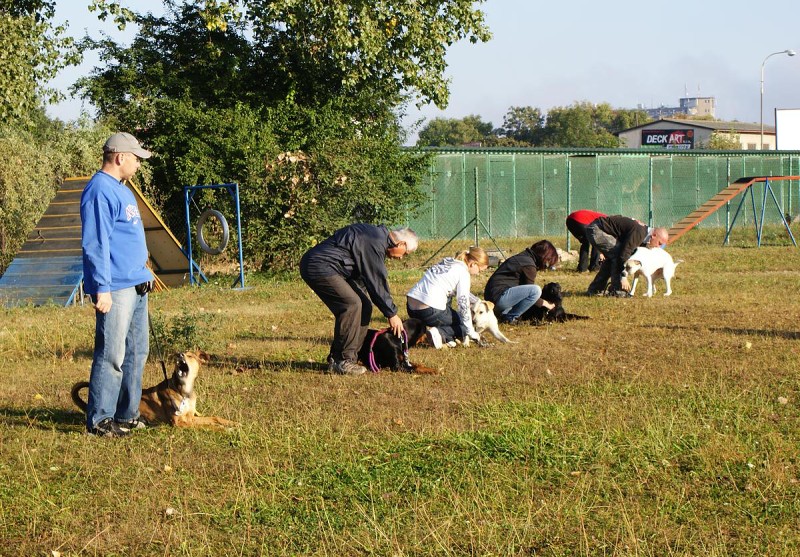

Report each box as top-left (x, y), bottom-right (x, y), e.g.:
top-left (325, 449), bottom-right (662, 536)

top-left (0, 407), bottom-right (84, 432)
top-left (206, 354), bottom-right (330, 374)
top-left (640, 323), bottom-right (800, 340)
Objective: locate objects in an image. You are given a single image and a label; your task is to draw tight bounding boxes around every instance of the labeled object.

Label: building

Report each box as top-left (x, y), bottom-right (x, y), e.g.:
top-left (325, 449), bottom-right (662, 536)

top-left (640, 96), bottom-right (716, 120)
top-left (617, 118), bottom-right (776, 150)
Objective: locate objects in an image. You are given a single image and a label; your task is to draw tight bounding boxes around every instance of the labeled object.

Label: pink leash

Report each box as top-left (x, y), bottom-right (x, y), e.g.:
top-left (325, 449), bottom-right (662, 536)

top-left (367, 328), bottom-right (409, 373)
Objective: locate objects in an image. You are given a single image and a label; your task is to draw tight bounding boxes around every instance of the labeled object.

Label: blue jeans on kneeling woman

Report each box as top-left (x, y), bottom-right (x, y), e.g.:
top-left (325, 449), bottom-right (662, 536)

top-left (494, 284), bottom-right (542, 323)
top-left (406, 304), bottom-right (464, 344)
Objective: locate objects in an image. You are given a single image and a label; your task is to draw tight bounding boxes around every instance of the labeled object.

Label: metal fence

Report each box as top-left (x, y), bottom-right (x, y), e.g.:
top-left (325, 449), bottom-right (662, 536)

top-left (406, 148), bottom-right (800, 244)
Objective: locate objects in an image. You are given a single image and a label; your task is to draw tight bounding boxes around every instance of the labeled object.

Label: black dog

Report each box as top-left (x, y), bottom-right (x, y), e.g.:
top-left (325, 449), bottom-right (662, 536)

top-left (520, 282), bottom-right (590, 323)
top-left (357, 318), bottom-right (436, 374)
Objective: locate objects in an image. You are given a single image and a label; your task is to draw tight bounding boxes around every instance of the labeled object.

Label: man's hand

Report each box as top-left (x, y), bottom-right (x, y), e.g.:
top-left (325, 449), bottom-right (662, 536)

top-left (94, 292), bottom-right (112, 314)
top-left (620, 277), bottom-right (631, 292)
top-left (388, 314), bottom-right (404, 337)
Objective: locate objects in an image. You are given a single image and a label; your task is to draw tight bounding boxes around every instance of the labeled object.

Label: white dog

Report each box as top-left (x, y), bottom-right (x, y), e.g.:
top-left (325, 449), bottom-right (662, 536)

top-left (471, 300), bottom-right (514, 343)
top-left (623, 246), bottom-right (681, 297)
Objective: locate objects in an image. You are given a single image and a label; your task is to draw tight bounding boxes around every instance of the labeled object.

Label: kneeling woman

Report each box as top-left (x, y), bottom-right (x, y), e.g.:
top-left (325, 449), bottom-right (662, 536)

top-left (407, 247), bottom-right (489, 349)
top-left (484, 240), bottom-right (558, 324)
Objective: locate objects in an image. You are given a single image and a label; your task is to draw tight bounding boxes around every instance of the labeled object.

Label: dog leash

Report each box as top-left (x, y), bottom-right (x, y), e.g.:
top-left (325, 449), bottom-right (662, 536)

top-left (147, 311), bottom-right (169, 382)
top-left (367, 328), bottom-right (409, 373)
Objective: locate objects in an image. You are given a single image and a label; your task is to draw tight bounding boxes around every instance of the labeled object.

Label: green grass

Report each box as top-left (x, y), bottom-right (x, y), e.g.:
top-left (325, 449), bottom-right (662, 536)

top-left (2, 228), bottom-right (800, 555)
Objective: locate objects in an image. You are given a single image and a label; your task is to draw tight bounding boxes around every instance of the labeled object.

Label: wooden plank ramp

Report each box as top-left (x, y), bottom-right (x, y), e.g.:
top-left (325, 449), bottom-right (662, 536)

top-left (667, 176), bottom-right (800, 245)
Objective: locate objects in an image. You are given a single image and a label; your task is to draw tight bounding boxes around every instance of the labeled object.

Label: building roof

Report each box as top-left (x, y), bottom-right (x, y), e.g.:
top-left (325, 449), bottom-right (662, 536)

top-left (618, 118), bottom-right (775, 135)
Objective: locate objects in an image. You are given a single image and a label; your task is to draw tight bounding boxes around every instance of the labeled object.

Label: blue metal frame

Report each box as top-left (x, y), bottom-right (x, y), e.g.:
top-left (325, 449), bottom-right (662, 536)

top-left (183, 183), bottom-right (246, 288)
top-left (722, 177), bottom-right (797, 247)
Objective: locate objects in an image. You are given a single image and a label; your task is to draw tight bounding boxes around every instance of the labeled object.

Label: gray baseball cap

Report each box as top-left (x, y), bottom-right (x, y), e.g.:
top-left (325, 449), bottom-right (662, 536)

top-left (103, 132), bottom-right (152, 159)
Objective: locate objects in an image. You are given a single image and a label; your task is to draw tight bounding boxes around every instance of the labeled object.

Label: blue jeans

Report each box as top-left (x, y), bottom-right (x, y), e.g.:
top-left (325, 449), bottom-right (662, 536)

top-left (406, 304), bottom-right (464, 343)
top-left (494, 284), bottom-right (542, 321)
top-left (86, 287), bottom-right (149, 429)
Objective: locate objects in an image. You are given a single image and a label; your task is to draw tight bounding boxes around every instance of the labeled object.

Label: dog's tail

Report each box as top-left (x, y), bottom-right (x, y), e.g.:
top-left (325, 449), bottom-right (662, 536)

top-left (70, 381), bottom-right (89, 413)
top-left (674, 259), bottom-right (684, 266)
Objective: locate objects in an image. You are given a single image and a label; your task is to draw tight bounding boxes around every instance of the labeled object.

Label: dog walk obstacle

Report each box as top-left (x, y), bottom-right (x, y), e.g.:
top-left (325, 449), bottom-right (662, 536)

top-left (0, 177), bottom-right (194, 308)
top-left (666, 175), bottom-right (800, 247)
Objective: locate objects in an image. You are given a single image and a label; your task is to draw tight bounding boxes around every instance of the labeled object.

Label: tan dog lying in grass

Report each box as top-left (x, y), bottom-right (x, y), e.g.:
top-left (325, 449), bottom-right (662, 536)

top-left (71, 351), bottom-right (237, 430)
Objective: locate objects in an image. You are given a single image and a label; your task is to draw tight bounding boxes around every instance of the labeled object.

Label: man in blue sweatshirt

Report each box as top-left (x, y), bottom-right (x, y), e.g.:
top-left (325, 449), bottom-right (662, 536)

top-left (80, 132), bottom-right (154, 437)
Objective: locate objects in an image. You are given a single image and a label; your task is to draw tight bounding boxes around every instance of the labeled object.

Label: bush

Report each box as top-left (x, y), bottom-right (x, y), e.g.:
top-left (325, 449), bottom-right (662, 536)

top-left (0, 118), bottom-right (113, 274)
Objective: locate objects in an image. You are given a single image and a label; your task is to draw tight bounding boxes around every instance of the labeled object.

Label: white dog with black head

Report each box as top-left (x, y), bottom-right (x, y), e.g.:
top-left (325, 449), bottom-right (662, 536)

top-left (623, 246), bottom-right (681, 297)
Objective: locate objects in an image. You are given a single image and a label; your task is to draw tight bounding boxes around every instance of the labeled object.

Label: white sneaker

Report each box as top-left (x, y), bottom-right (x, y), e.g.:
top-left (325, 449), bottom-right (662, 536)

top-left (445, 340), bottom-right (457, 348)
top-left (426, 327), bottom-right (443, 349)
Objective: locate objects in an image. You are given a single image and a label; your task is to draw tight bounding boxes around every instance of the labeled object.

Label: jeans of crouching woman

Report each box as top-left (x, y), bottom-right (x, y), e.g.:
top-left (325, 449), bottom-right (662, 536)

top-left (406, 304), bottom-right (464, 344)
top-left (86, 286), bottom-right (149, 429)
top-left (494, 284), bottom-right (542, 322)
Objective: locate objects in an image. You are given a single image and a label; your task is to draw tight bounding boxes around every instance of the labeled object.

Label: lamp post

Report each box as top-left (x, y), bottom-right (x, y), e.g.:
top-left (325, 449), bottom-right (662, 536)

top-left (760, 49), bottom-right (796, 150)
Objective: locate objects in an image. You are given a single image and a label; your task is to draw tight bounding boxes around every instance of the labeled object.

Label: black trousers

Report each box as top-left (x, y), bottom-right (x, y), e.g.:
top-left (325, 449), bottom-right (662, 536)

top-left (566, 217), bottom-right (601, 272)
top-left (301, 274), bottom-right (372, 363)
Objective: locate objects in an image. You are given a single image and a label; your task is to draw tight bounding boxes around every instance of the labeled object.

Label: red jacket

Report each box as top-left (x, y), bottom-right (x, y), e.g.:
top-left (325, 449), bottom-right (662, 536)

top-left (567, 210), bottom-right (606, 226)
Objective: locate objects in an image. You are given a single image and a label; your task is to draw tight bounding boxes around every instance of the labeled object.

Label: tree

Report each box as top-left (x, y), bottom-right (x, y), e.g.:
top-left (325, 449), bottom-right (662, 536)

top-left (0, 1), bottom-right (79, 125)
top-left (497, 106), bottom-right (544, 145)
top-left (416, 115), bottom-right (493, 147)
top-left (706, 131), bottom-right (742, 150)
top-left (86, 0), bottom-right (491, 109)
top-left (77, 0), bottom-right (491, 269)
top-left (539, 102), bottom-right (651, 148)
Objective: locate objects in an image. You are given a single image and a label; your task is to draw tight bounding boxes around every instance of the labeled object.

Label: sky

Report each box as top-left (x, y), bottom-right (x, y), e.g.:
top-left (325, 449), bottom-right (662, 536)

top-left (49, 0), bottom-right (800, 144)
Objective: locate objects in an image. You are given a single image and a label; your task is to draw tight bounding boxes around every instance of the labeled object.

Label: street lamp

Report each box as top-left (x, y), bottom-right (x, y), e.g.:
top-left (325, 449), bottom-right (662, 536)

top-left (760, 49), bottom-right (796, 150)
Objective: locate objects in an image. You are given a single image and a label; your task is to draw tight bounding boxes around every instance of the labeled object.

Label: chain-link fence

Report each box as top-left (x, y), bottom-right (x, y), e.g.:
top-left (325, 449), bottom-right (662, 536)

top-left (406, 149), bottom-right (800, 245)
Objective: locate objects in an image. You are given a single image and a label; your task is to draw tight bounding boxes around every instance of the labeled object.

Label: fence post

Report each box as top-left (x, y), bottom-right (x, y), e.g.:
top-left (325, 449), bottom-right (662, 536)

top-left (648, 157), bottom-right (654, 226)
top-left (566, 158), bottom-right (572, 251)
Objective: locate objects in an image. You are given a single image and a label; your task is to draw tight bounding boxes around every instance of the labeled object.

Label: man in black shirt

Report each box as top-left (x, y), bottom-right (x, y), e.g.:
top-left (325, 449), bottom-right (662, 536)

top-left (300, 224), bottom-right (418, 375)
top-left (585, 215), bottom-right (668, 297)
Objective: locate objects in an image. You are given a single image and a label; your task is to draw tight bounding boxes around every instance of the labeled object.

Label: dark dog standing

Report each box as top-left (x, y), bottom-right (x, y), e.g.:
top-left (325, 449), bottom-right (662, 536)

top-left (520, 282), bottom-right (589, 323)
top-left (357, 318), bottom-right (436, 374)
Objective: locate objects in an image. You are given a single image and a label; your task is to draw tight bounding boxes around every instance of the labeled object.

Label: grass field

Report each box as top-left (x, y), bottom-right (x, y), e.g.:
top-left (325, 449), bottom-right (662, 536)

top-left (1, 227), bottom-right (800, 556)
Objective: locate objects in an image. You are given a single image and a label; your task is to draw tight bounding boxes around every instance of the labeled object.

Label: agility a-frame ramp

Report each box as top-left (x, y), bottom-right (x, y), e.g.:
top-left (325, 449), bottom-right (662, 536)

top-left (0, 177), bottom-right (193, 308)
top-left (666, 176), bottom-right (800, 246)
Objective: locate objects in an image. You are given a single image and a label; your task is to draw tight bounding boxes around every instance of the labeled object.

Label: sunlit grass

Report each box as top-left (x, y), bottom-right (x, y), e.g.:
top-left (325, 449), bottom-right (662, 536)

top-left (1, 228), bottom-right (799, 555)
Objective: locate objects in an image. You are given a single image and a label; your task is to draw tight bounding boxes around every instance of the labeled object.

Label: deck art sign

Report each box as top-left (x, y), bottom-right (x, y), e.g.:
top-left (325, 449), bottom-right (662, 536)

top-left (642, 129), bottom-right (694, 149)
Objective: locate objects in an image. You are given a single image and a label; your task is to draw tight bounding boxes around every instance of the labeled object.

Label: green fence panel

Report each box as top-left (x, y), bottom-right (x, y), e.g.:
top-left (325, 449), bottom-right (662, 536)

top-left (412, 149), bottom-right (800, 241)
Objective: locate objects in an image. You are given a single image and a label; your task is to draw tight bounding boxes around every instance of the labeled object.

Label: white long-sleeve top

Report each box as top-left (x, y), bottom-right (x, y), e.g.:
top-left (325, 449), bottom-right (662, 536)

top-left (407, 257), bottom-right (479, 338)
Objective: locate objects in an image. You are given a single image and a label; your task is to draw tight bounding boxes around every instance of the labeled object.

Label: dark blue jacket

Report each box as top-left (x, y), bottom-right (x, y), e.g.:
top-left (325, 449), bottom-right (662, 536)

top-left (300, 224), bottom-right (398, 318)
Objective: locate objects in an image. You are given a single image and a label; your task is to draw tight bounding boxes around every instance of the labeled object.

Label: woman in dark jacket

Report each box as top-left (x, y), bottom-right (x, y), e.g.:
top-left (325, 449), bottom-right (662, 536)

top-left (483, 240), bottom-right (558, 324)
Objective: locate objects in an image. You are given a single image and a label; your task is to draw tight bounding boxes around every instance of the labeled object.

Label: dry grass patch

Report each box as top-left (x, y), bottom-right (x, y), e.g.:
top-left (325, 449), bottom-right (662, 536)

top-left (1, 230), bottom-right (800, 555)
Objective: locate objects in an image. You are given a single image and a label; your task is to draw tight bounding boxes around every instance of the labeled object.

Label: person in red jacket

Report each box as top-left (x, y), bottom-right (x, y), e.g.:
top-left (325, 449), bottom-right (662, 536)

top-left (566, 209), bottom-right (606, 272)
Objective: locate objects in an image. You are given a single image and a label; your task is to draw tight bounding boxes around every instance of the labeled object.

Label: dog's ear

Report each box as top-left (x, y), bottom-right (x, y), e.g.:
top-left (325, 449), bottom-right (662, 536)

top-left (193, 349), bottom-right (211, 364)
top-left (484, 301), bottom-right (495, 311)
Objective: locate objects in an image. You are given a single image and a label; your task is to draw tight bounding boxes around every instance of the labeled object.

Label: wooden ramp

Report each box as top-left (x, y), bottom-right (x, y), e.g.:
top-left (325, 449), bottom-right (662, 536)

top-left (667, 176), bottom-right (800, 245)
top-left (0, 177), bottom-right (191, 308)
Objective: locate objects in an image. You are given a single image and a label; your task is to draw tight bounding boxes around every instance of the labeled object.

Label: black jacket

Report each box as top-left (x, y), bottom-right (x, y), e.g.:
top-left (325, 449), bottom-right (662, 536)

top-left (299, 224), bottom-right (398, 318)
top-left (484, 248), bottom-right (539, 303)
top-left (595, 215), bottom-right (648, 275)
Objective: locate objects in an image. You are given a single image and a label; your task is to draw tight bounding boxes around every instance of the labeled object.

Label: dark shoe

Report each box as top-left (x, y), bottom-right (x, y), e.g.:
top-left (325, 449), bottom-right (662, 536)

top-left (331, 360), bottom-right (367, 376)
top-left (608, 289), bottom-right (631, 298)
top-left (586, 289), bottom-right (604, 297)
top-left (117, 417), bottom-right (148, 432)
top-left (88, 418), bottom-right (130, 438)
top-left (500, 316), bottom-right (518, 325)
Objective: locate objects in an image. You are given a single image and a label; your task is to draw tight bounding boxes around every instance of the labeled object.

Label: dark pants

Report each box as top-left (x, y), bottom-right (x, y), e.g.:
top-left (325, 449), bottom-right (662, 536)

top-left (566, 217), bottom-right (601, 272)
top-left (585, 222), bottom-right (623, 293)
top-left (406, 303), bottom-right (464, 343)
top-left (301, 274), bottom-right (372, 363)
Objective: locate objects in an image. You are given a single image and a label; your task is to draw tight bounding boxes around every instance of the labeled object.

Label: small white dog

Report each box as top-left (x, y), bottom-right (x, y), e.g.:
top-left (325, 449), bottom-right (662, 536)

top-left (624, 246), bottom-right (681, 297)
top-left (471, 300), bottom-right (514, 343)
